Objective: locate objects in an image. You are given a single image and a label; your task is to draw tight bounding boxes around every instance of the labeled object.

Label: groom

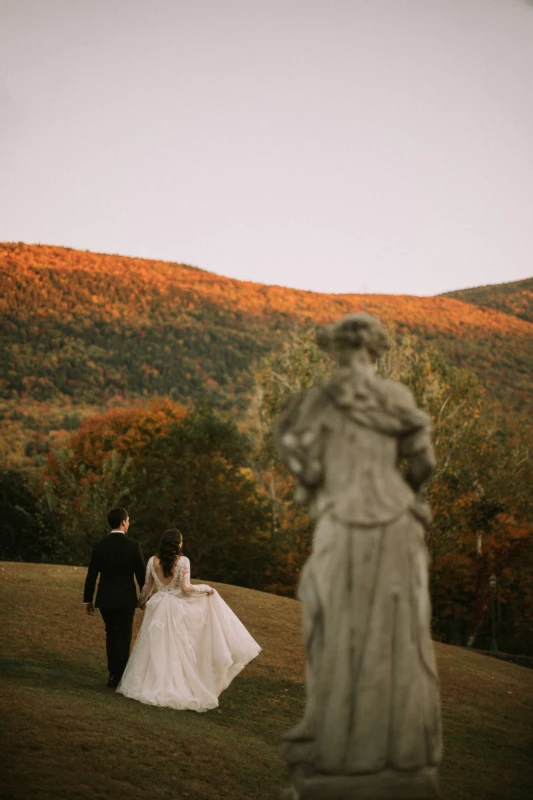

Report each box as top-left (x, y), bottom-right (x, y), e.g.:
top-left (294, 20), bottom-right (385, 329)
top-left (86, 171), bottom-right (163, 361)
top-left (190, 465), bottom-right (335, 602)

top-left (83, 508), bottom-right (146, 687)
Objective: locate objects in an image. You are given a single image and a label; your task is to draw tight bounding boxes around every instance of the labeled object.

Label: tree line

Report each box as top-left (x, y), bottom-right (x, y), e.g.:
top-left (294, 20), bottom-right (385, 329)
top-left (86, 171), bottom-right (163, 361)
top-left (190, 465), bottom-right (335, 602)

top-left (0, 330), bottom-right (532, 653)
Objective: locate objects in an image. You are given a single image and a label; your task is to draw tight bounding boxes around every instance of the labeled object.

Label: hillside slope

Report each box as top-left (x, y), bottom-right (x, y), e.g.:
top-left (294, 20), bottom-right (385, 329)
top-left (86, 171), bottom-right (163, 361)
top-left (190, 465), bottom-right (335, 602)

top-left (2, 561), bottom-right (533, 800)
top-left (1, 244), bottom-right (532, 433)
top-left (443, 277), bottom-right (533, 325)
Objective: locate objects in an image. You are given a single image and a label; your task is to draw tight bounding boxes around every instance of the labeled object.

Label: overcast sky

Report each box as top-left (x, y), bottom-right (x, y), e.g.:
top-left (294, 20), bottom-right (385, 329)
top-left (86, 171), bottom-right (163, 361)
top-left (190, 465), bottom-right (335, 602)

top-left (1, 0), bottom-right (532, 296)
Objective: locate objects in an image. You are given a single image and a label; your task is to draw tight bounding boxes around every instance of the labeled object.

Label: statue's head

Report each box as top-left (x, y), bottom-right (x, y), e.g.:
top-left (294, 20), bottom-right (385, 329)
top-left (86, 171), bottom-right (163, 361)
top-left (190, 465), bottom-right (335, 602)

top-left (316, 312), bottom-right (390, 364)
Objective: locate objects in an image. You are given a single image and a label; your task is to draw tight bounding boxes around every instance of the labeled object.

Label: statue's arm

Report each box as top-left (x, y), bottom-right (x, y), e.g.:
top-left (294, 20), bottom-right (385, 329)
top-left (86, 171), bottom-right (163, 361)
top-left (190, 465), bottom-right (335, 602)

top-left (390, 383), bottom-right (436, 492)
top-left (276, 391), bottom-right (307, 475)
top-left (276, 387), bottom-right (329, 491)
top-left (405, 441), bottom-right (436, 492)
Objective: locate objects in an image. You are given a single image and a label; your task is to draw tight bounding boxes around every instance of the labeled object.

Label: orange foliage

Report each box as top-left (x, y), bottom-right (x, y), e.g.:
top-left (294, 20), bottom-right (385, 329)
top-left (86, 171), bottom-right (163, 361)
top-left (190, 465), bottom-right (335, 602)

top-left (45, 398), bottom-right (186, 482)
top-left (1, 242), bottom-right (532, 416)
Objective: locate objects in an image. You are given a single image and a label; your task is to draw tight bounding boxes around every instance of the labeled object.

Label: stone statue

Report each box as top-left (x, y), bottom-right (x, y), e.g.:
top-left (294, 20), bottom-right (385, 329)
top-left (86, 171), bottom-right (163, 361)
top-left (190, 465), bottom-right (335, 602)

top-left (276, 313), bottom-right (443, 800)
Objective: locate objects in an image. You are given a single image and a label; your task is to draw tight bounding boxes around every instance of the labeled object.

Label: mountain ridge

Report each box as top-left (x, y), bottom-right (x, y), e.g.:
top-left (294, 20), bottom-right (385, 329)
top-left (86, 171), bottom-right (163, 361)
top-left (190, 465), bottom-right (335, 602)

top-left (442, 276), bottom-right (533, 324)
top-left (1, 244), bottom-right (532, 451)
top-left (3, 242), bottom-right (532, 337)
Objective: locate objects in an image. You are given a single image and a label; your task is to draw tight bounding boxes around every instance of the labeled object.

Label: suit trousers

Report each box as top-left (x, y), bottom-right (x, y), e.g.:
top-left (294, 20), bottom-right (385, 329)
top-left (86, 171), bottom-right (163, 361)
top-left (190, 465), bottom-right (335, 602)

top-left (99, 608), bottom-right (135, 681)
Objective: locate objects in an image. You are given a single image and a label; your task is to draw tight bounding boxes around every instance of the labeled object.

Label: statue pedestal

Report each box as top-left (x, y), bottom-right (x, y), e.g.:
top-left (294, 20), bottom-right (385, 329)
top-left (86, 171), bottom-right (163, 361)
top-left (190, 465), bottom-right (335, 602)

top-left (282, 766), bottom-right (439, 800)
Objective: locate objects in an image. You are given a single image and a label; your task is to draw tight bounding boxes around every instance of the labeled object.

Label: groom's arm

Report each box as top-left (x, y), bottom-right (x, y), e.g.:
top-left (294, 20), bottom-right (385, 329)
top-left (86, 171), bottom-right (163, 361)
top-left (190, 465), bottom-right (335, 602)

top-left (83, 546), bottom-right (99, 607)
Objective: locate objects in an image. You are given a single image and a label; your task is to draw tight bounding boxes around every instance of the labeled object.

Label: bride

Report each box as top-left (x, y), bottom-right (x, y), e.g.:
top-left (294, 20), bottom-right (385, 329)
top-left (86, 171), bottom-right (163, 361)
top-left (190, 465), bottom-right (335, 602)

top-left (117, 528), bottom-right (261, 711)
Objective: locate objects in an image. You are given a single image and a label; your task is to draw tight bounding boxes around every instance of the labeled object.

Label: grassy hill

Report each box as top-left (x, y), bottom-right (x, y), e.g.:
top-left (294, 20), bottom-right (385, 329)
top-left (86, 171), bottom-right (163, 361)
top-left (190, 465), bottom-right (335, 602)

top-left (1, 561), bottom-right (533, 800)
top-left (1, 243), bottom-right (533, 467)
top-left (443, 277), bottom-right (533, 325)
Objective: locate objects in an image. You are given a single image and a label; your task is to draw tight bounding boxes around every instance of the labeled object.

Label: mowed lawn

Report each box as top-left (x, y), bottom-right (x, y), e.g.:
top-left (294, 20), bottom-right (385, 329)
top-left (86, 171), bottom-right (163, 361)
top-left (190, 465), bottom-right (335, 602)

top-left (1, 562), bottom-right (532, 800)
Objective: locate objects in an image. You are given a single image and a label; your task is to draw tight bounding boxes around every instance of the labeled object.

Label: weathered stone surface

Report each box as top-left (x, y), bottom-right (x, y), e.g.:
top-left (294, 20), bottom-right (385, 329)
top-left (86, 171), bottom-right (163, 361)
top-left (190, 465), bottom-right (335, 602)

top-left (276, 313), bottom-right (443, 800)
top-left (288, 765), bottom-right (439, 799)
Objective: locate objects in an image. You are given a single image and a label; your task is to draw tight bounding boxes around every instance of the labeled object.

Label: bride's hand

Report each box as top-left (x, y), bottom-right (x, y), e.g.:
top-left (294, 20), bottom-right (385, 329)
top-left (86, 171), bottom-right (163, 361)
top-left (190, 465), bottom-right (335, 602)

top-left (207, 588), bottom-right (214, 595)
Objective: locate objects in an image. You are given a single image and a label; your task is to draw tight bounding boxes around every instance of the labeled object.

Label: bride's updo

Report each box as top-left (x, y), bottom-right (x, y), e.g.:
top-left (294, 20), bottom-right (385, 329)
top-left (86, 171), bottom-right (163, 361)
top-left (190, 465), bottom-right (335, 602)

top-left (157, 528), bottom-right (183, 577)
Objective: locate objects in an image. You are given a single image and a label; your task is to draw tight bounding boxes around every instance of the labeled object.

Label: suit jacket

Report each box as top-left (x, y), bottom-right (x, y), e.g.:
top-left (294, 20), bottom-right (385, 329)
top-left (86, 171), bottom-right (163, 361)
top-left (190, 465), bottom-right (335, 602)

top-left (83, 533), bottom-right (146, 610)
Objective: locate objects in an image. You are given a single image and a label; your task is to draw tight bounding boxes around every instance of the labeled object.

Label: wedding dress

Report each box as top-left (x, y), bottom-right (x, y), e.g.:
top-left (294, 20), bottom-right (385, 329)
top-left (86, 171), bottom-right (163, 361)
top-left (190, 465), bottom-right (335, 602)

top-left (116, 555), bottom-right (261, 711)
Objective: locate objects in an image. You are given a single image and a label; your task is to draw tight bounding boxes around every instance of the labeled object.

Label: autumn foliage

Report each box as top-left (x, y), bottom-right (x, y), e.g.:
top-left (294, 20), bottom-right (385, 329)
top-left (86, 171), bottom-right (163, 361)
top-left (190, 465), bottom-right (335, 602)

top-left (1, 242), bottom-right (532, 652)
top-left (251, 330), bottom-right (533, 650)
top-left (45, 398), bottom-right (187, 481)
top-left (1, 242), bottom-right (532, 473)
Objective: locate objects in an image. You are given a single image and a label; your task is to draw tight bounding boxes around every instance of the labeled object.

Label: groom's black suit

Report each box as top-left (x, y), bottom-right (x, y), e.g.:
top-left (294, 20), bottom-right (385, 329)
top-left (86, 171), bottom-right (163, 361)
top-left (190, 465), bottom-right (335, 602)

top-left (83, 532), bottom-right (146, 683)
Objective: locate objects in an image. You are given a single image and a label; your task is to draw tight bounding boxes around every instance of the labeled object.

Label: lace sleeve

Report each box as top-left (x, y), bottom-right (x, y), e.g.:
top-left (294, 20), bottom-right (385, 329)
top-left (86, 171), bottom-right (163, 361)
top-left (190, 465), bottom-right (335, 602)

top-left (138, 558), bottom-right (155, 606)
top-left (179, 557), bottom-right (212, 594)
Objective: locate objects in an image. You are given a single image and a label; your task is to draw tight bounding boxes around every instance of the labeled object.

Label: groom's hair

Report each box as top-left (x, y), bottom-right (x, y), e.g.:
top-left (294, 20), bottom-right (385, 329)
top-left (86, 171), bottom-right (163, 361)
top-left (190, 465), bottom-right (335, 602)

top-left (108, 507), bottom-right (129, 529)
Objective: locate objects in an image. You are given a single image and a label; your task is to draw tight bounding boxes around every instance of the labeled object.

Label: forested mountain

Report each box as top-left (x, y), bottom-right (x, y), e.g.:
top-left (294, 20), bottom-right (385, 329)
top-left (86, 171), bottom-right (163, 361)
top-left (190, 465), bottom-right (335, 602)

top-left (442, 277), bottom-right (533, 324)
top-left (1, 242), bottom-right (532, 466)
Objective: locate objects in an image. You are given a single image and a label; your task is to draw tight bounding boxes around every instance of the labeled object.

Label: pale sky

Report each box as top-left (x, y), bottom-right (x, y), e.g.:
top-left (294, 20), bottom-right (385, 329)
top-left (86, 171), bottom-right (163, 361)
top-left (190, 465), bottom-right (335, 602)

top-left (1, 0), bottom-right (532, 296)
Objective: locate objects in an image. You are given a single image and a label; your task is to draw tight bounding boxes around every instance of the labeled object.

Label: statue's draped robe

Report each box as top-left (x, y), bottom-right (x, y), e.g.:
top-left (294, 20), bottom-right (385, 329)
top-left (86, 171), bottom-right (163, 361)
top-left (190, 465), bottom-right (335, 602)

top-left (277, 373), bottom-right (443, 777)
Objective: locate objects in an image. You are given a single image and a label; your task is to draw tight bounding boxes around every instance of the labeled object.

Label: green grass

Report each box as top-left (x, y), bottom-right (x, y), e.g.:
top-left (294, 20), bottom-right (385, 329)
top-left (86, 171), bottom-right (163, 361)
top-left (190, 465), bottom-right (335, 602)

top-left (1, 562), bottom-right (533, 799)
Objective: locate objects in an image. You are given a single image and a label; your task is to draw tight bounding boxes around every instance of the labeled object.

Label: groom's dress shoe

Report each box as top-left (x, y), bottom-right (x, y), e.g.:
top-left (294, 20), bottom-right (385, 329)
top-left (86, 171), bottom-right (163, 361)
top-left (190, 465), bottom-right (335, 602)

top-left (107, 674), bottom-right (118, 688)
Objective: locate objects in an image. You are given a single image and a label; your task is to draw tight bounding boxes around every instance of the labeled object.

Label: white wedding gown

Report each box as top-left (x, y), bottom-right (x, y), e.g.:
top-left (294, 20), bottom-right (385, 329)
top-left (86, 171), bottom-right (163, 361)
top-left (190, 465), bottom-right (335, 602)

top-left (116, 555), bottom-right (261, 711)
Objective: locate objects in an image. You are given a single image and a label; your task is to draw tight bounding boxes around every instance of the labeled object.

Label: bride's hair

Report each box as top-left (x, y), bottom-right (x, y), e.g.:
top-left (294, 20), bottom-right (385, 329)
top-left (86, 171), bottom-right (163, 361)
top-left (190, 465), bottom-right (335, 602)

top-left (157, 528), bottom-right (183, 577)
